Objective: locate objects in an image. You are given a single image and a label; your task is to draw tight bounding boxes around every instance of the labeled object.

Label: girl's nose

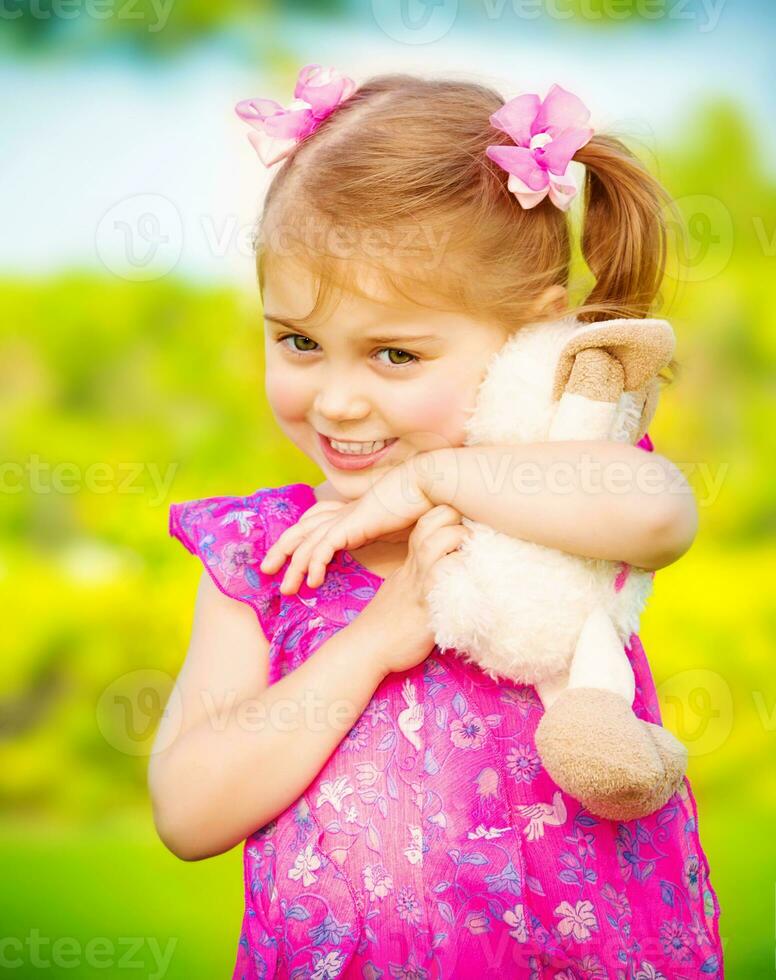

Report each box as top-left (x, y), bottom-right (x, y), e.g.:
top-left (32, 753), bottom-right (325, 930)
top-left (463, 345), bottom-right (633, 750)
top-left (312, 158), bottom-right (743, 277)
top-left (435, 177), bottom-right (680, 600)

top-left (313, 384), bottom-right (371, 422)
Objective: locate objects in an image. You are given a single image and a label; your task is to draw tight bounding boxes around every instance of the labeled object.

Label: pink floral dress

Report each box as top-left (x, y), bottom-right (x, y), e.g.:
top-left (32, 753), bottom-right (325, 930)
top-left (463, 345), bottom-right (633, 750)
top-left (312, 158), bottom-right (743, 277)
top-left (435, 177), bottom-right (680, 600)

top-left (168, 437), bottom-right (723, 980)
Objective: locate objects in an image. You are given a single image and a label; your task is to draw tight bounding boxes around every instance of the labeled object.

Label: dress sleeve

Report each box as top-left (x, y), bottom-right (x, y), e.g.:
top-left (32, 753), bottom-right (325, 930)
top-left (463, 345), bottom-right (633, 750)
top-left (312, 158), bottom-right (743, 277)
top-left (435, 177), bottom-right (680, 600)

top-left (636, 431), bottom-right (654, 452)
top-left (168, 490), bottom-right (278, 641)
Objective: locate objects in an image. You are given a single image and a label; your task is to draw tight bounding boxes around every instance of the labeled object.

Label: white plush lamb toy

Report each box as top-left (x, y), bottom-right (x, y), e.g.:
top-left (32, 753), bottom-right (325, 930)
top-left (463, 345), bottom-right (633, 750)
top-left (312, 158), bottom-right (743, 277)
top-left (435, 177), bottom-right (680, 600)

top-left (426, 314), bottom-right (688, 821)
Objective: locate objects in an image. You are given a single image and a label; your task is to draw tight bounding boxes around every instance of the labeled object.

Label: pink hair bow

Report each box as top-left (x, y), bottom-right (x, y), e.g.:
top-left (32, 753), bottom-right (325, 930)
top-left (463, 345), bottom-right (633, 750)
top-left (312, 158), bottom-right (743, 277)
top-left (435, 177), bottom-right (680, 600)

top-left (235, 64), bottom-right (357, 166)
top-left (485, 83), bottom-right (594, 211)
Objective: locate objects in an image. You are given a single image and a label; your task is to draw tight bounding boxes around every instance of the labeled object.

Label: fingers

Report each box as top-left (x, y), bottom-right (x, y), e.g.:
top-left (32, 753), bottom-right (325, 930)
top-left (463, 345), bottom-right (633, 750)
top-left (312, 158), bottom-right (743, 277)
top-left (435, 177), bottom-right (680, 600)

top-left (412, 523), bottom-right (470, 572)
top-left (305, 529), bottom-right (345, 590)
top-left (267, 503), bottom-right (466, 596)
top-left (279, 517), bottom-right (340, 595)
top-left (408, 505), bottom-right (470, 576)
top-left (260, 501), bottom-right (346, 574)
top-left (408, 504), bottom-right (464, 547)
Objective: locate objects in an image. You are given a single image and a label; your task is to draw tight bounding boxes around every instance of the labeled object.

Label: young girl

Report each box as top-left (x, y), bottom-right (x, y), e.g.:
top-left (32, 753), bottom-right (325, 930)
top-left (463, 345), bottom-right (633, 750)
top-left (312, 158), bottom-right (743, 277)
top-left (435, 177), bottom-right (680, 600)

top-left (150, 67), bottom-right (724, 978)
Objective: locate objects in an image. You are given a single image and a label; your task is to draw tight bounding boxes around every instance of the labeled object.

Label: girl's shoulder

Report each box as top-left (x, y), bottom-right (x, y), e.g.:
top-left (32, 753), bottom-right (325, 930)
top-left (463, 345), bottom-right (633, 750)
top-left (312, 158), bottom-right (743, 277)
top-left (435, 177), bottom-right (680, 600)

top-left (168, 481), bottom-right (316, 637)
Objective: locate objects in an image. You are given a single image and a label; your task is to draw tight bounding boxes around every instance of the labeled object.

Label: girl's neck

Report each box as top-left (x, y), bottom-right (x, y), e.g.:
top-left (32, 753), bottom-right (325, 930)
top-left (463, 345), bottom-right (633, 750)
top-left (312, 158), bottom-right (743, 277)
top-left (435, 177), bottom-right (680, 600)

top-left (349, 539), bottom-right (407, 579)
top-left (312, 480), bottom-right (346, 504)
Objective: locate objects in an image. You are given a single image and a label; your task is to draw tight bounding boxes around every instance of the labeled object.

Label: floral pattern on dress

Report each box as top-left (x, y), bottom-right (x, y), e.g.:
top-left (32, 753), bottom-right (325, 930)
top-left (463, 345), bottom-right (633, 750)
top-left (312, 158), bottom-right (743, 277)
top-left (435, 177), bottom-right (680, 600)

top-left (168, 436), bottom-right (724, 979)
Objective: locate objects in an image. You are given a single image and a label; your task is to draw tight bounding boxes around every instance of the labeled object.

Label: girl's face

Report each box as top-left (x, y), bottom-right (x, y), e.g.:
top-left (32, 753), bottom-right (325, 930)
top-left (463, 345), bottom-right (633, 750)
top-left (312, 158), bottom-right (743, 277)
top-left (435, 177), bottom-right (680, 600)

top-left (262, 259), bottom-right (512, 503)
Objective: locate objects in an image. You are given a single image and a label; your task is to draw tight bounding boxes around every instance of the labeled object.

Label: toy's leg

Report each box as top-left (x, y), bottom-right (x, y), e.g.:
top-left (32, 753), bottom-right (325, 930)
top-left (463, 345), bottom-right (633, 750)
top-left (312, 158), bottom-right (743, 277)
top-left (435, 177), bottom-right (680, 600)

top-left (534, 606), bottom-right (688, 821)
top-left (534, 606), bottom-right (633, 710)
top-left (567, 604), bottom-right (635, 703)
top-left (534, 671), bottom-right (570, 710)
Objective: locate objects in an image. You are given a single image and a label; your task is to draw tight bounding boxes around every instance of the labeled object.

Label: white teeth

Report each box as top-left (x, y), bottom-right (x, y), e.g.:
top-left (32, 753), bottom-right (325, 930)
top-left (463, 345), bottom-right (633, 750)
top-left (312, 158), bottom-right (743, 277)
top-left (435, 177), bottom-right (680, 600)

top-left (328, 438), bottom-right (390, 455)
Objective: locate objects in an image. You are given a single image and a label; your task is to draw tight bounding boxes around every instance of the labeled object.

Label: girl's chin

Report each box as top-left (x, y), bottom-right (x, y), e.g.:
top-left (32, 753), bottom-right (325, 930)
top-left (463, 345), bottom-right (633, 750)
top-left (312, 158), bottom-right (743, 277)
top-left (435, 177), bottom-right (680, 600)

top-left (323, 465), bottom-right (388, 491)
top-left (321, 458), bottom-right (403, 500)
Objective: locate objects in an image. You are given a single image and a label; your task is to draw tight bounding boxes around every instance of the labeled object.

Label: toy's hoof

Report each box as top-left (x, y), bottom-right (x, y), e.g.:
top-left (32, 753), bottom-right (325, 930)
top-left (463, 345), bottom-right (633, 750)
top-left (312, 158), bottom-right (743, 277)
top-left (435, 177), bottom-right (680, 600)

top-left (534, 687), bottom-right (688, 822)
top-left (640, 720), bottom-right (688, 802)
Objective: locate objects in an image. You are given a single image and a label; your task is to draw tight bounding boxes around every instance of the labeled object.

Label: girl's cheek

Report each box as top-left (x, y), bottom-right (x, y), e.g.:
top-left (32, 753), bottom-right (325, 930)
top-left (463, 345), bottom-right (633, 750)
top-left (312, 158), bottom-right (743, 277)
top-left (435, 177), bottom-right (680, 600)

top-left (265, 370), bottom-right (308, 421)
top-left (394, 382), bottom-right (471, 448)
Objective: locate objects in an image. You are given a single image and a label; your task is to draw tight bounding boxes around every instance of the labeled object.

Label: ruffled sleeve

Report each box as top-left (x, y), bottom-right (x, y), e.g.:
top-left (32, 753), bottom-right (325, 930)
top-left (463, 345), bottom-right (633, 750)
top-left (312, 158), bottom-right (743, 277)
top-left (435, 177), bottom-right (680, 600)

top-left (168, 489), bottom-right (278, 641)
top-left (637, 431), bottom-right (654, 452)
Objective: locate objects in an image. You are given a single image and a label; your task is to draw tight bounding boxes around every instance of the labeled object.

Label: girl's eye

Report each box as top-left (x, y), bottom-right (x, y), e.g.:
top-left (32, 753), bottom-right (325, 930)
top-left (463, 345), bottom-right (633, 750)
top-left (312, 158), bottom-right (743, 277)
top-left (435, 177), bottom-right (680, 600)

top-left (375, 347), bottom-right (418, 368)
top-left (278, 335), bottom-right (419, 368)
top-left (280, 334), bottom-right (319, 354)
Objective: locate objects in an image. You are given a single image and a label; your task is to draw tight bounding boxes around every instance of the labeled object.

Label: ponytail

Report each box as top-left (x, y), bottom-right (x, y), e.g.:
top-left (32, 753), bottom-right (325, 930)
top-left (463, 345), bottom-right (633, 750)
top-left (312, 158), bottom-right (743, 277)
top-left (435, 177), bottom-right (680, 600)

top-left (572, 134), bottom-right (675, 324)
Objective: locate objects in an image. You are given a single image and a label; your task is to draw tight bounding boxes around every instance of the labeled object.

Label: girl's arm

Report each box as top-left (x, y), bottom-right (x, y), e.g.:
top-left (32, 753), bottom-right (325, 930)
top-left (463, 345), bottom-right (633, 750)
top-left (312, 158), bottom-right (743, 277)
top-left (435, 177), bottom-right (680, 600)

top-left (148, 571), bottom-right (389, 861)
top-left (414, 440), bottom-right (698, 570)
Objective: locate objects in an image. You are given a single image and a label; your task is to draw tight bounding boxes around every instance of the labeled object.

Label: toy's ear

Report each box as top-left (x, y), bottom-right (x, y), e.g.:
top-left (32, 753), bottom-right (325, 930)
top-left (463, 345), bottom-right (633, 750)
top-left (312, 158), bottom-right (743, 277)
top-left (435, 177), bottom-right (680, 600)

top-left (552, 318), bottom-right (675, 402)
top-left (552, 320), bottom-right (675, 400)
top-left (634, 376), bottom-right (661, 443)
top-left (552, 319), bottom-right (675, 442)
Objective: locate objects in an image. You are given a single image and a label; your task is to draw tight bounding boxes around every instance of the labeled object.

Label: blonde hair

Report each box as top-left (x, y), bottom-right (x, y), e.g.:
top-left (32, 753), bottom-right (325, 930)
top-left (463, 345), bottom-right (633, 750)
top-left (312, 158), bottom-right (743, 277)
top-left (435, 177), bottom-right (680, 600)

top-left (255, 73), bottom-right (676, 338)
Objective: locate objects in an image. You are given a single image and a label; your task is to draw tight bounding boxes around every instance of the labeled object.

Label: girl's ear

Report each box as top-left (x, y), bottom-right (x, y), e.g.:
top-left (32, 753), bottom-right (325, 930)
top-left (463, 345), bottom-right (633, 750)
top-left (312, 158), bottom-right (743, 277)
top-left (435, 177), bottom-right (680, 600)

top-left (530, 285), bottom-right (568, 320)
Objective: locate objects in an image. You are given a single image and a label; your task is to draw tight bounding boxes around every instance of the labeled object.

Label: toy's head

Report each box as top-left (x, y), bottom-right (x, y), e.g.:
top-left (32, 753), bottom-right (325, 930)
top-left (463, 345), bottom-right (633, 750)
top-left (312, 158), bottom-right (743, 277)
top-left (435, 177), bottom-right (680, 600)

top-left (463, 315), bottom-right (675, 446)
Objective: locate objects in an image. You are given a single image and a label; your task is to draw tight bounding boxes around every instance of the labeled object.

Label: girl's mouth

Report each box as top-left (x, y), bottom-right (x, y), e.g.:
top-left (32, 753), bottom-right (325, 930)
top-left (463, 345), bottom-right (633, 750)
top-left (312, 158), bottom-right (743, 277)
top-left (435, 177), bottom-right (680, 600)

top-left (317, 432), bottom-right (398, 471)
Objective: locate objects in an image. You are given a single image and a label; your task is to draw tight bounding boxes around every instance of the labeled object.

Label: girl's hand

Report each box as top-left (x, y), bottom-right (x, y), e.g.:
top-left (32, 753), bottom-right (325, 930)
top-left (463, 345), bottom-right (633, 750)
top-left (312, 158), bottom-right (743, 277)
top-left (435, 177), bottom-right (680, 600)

top-left (260, 458), bottom-right (434, 594)
top-left (357, 504), bottom-right (471, 675)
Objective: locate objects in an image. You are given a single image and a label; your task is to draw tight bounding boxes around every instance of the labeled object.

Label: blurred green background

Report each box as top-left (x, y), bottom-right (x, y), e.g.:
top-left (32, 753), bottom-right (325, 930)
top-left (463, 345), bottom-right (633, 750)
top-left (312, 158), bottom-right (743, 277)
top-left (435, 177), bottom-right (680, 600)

top-left (1, 1), bottom-right (773, 977)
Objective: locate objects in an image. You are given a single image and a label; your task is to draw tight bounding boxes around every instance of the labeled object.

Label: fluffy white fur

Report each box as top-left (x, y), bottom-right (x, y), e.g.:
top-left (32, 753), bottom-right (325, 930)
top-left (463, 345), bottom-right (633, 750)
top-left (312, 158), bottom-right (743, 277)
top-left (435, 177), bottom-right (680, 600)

top-left (426, 314), bottom-right (670, 691)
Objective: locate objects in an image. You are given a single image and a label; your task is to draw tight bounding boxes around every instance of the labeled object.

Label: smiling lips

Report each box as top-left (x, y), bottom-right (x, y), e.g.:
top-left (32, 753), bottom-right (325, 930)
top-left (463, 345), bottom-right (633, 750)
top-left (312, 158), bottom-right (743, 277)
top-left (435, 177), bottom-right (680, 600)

top-left (317, 432), bottom-right (398, 471)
